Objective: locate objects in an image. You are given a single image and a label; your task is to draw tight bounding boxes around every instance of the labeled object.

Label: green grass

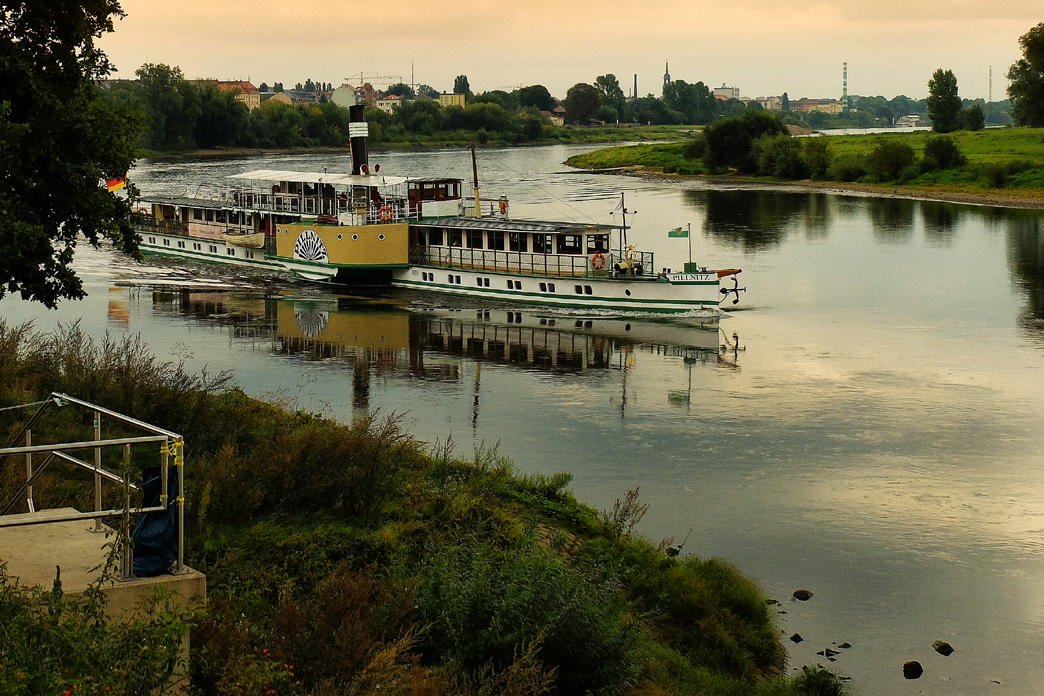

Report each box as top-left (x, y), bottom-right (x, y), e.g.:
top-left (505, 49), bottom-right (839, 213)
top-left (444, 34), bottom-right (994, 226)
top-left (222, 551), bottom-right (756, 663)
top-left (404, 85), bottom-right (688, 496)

top-left (568, 127), bottom-right (1044, 200)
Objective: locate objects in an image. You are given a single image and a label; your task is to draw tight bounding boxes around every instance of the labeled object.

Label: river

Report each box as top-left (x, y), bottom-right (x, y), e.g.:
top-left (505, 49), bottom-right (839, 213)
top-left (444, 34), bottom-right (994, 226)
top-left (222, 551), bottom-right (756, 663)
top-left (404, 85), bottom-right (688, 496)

top-left (3, 144), bottom-right (1043, 694)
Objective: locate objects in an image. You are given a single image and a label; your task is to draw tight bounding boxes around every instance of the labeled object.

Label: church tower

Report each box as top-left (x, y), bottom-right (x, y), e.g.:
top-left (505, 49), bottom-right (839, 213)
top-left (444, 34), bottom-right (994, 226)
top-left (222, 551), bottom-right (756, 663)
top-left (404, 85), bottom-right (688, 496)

top-left (663, 61), bottom-right (671, 93)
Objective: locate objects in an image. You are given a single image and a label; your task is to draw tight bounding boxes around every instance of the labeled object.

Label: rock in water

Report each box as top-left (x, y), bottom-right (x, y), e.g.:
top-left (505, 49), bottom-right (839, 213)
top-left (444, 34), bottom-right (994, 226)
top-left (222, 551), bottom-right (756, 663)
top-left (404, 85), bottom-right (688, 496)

top-left (932, 640), bottom-right (955, 656)
top-left (793, 589), bottom-right (814, 601)
top-left (903, 660), bottom-right (924, 679)
top-left (789, 633), bottom-right (804, 643)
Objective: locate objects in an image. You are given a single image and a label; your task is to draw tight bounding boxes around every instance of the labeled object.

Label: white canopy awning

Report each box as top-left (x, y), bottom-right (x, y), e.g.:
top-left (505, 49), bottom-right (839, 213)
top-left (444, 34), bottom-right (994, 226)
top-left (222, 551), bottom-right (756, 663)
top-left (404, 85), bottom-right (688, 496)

top-left (227, 170), bottom-right (408, 186)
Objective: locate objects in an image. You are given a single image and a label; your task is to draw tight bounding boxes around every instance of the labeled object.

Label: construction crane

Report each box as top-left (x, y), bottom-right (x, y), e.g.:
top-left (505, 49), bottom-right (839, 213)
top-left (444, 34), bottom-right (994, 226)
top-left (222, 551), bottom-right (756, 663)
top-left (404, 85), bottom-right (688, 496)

top-left (343, 72), bottom-right (404, 88)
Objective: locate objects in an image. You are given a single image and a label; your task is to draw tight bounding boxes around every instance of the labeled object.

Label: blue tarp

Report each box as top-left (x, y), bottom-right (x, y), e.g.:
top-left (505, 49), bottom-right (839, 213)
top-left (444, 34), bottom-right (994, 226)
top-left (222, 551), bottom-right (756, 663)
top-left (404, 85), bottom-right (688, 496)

top-left (131, 466), bottom-right (178, 577)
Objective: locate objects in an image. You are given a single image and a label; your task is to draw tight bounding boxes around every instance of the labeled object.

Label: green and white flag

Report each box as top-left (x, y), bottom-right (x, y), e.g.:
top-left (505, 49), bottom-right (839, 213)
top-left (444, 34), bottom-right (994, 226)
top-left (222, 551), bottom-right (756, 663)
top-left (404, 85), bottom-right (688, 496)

top-left (668, 227), bottom-right (688, 238)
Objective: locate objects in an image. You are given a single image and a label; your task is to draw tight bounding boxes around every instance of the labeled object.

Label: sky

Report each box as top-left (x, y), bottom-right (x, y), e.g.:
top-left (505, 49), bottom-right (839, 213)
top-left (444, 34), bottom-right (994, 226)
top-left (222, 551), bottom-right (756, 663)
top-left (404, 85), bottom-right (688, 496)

top-left (96, 0), bottom-right (1042, 102)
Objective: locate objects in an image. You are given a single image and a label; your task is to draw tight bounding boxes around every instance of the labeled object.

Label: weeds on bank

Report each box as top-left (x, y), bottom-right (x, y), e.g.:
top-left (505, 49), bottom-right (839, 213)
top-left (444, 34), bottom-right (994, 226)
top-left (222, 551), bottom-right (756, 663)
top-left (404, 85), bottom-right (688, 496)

top-left (0, 321), bottom-right (846, 696)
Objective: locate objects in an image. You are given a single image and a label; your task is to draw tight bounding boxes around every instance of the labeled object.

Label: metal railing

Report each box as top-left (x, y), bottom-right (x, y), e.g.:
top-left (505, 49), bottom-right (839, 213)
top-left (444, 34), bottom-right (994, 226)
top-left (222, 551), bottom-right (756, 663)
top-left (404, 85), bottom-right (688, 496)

top-left (411, 247), bottom-right (655, 279)
top-left (0, 393), bottom-right (186, 580)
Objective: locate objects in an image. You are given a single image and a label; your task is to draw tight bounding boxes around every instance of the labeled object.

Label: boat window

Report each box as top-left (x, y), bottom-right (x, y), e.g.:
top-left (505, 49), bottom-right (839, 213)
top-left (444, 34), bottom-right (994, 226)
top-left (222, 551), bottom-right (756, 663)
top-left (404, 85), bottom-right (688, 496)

top-left (574, 285), bottom-right (583, 294)
top-left (586, 234), bottom-right (609, 253)
top-left (584, 286), bottom-right (593, 295)
top-left (466, 230), bottom-right (483, 249)
top-left (507, 280), bottom-right (514, 289)
top-left (489, 230), bottom-right (505, 251)
top-left (193, 209), bottom-right (203, 221)
top-left (429, 228), bottom-right (443, 246)
top-left (548, 283), bottom-right (555, 292)
top-left (449, 229), bottom-right (463, 247)
top-left (509, 233), bottom-right (527, 252)
top-left (206, 210), bottom-right (214, 222)
top-left (557, 235), bottom-right (582, 254)
top-left (539, 282), bottom-right (547, 292)
top-left (533, 234), bottom-right (552, 253)
top-left (484, 278), bottom-right (490, 287)
top-left (476, 278), bottom-right (483, 287)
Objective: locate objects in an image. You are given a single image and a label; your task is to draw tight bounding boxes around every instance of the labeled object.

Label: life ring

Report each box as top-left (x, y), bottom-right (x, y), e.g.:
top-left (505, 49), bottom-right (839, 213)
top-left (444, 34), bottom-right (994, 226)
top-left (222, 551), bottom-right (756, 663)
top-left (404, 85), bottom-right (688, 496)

top-left (591, 253), bottom-right (606, 270)
top-left (137, 207), bottom-right (149, 215)
top-left (378, 206), bottom-right (393, 221)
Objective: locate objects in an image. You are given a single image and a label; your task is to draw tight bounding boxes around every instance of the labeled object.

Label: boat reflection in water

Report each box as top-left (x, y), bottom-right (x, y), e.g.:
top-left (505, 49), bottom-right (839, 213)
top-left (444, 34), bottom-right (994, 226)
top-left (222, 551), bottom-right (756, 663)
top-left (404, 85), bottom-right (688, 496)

top-left (150, 289), bottom-right (741, 418)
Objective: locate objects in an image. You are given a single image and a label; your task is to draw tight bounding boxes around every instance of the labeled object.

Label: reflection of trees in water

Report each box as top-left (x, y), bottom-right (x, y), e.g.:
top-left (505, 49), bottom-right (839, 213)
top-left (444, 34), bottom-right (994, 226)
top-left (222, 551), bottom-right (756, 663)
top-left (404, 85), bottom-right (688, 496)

top-left (1004, 211), bottom-right (1044, 340)
top-left (920, 201), bottom-right (960, 247)
top-left (865, 197), bottom-right (915, 242)
top-left (686, 189), bottom-right (812, 252)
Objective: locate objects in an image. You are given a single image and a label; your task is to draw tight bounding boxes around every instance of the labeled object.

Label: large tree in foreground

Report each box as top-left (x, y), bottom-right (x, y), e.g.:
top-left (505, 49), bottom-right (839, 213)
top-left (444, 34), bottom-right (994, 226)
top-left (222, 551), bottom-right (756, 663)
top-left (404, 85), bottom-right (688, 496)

top-left (1008, 22), bottom-right (1044, 127)
top-left (0, 0), bottom-right (143, 307)
top-left (926, 68), bottom-right (962, 133)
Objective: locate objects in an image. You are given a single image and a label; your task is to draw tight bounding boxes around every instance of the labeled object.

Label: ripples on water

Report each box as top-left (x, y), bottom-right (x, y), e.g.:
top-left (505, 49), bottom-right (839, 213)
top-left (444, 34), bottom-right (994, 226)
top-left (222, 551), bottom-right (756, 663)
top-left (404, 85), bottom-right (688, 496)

top-left (7, 145), bottom-right (1044, 695)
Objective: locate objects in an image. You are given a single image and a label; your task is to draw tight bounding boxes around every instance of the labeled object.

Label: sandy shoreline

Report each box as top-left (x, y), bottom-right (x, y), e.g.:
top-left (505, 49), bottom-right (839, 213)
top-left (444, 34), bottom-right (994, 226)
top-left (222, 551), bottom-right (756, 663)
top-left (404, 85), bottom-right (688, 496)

top-left (582, 165), bottom-right (1044, 210)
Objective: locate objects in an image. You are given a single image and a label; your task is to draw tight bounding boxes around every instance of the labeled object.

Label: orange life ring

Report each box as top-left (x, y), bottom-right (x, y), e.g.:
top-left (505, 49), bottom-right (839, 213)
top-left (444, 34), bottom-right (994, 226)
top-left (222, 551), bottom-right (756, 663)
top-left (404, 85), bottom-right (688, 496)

top-left (591, 253), bottom-right (606, 270)
top-left (137, 207), bottom-right (149, 215)
top-left (378, 205), bottom-right (393, 221)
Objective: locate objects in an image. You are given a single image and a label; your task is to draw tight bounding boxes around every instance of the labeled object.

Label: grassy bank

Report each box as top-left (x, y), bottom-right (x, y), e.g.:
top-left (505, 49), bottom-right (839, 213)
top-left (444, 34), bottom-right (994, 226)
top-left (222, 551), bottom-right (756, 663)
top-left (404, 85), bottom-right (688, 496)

top-left (567, 127), bottom-right (1044, 206)
top-left (0, 321), bottom-right (846, 696)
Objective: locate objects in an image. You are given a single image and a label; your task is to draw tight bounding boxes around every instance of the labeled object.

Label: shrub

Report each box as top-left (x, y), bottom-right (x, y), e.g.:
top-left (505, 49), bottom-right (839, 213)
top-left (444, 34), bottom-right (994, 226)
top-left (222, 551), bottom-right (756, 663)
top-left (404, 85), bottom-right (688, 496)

top-left (755, 133), bottom-right (808, 179)
top-left (828, 154), bottom-right (866, 182)
top-left (415, 543), bottom-right (638, 694)
top-left (866, 140), bottom-right (916, 181)
top-left (683, 134), bottom-right (707, 160)
top-left (922, 134), bottom-right (966, 170)
top-left (801, 137), bottom-right (833, 177)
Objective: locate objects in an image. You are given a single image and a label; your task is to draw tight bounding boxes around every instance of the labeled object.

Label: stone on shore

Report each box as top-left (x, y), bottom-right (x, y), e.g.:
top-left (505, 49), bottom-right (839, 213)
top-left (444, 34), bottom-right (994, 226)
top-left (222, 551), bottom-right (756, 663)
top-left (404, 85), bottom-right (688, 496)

top-left (903, 660), bottom-right (923, 679)
top-left (933, 640), bottom-right (955, 656)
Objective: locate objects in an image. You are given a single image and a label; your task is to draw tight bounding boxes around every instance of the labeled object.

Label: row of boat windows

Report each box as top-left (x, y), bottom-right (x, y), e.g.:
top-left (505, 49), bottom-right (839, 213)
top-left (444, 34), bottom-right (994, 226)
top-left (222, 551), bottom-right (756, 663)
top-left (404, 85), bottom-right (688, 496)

top-left (146, 237), bottom-right (257, 259)
top-left (417, 271), bottom-right (593, 295)
top-left (414, 227), bottom-right (610, 255)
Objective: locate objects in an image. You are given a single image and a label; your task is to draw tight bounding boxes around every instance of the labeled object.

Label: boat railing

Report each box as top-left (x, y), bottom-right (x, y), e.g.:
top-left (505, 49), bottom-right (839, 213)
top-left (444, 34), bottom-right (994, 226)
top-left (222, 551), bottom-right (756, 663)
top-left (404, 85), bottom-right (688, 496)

top-left (413, 247), bottom-right (600, 278)
top-left (229, 189), bottom-right (416, 224)
top-left (135, 217), bottom-right (191, 238)
top-left (460, 197), bottom-right (512, 219)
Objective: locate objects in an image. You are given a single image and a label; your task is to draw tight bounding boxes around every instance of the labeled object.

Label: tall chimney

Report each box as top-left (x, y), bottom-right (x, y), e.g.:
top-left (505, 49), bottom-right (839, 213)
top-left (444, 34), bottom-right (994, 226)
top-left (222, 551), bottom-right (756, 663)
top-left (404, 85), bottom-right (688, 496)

top-left (348, 104), bottom-right (368, 175)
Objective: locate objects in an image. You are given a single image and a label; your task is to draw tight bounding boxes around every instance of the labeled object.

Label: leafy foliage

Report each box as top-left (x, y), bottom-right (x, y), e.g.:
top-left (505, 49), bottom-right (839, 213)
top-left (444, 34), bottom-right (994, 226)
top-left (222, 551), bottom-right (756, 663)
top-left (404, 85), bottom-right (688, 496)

top-left (703, 111), bottom-right (788, 173)
top-left (867, 140), bottom-right (917, 181)
top-left (563, 82), bottom-right (600, 124)
top-left (0, 0), bottom-right (143, 307)
top-left (1008, 22), bottom-right (1044, 127)
top-left (927, 69), bottom-right (962, 133)
top-left (922, 134), bottom-right (966, 171)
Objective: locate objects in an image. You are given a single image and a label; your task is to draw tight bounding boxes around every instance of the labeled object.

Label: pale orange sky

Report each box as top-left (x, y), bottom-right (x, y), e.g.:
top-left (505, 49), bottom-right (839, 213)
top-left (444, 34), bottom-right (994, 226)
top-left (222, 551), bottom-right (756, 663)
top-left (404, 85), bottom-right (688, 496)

top-left (97, 0), bottom-right (1041, 102)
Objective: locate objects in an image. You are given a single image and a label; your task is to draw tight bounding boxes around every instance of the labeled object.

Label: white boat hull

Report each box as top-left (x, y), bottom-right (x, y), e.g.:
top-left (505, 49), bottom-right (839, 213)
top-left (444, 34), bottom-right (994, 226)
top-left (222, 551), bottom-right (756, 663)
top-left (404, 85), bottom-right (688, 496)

top-left (392, 266), bottom-right (732, 313)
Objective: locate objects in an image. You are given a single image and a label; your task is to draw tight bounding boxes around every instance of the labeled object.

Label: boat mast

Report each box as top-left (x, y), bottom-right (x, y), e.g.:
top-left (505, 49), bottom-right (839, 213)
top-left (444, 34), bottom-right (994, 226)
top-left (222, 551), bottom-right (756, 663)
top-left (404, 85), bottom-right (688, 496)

top-left (471, 142), bottom-right (482, 219)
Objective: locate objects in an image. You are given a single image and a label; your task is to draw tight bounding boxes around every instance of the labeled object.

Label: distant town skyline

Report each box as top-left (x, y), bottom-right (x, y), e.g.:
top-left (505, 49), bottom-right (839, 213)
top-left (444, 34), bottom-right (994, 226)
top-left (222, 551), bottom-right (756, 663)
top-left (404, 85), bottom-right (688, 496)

top-left (97, 0), bottom-right (1040, 102)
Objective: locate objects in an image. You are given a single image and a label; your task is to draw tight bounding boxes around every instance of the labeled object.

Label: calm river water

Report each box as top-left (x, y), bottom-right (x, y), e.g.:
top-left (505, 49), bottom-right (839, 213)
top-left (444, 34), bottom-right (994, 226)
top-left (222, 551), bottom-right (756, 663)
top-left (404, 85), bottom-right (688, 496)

top-left (4, 144), bottom-right (1044, 694)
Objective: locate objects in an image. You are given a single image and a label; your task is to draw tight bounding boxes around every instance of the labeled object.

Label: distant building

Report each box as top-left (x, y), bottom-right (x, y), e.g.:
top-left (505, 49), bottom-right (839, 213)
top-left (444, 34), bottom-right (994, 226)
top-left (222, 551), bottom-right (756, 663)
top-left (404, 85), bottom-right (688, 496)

top-left (791, 97), bottom-right (842, 114)
top-left (541, 110), bottom-right (564, 127)
top-left (191, 79), bottom-right (261, 110)
top-left (713, 83), bottom-right (740, 100)
top-left (754, 96), bottom-right (782, 111)
top-left (897, 114), bottom-right (922, 127)
top-left (439, 92), bottom-right (466, 108)
top-left (216, 81), bottom-right (260, 110)
top-left (332, 83), bottom-right (377, 108)
top-left (375, 94), bottom-right (403, 114)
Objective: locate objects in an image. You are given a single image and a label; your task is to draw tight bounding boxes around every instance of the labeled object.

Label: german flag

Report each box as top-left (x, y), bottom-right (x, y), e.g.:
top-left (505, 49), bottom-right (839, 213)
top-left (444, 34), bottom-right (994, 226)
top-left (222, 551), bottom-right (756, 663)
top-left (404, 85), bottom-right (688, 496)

top-left (107, 177), bottom-right (127, 192)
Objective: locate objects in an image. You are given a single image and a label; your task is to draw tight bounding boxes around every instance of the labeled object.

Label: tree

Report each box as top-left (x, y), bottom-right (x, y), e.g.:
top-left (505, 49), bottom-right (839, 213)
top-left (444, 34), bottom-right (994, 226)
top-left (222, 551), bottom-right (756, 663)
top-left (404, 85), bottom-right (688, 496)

top-left (136, 63), bottom-right (200, 150)
top-left (273, 82), bottom-right (284, 92)
top-left (781, 93), bottom-right (790, 111)
top-left (563, 83), bottom-right (600, 124)
top-left (416, 84), bottom-right (440, 99)
top-left (962, 103), bottom-right (985, 131)
top-left (594, 74), bottom-right (626, 117)
top-left (453, 75), bottom-right (471, 96)
top-left (0, 0), bottom-right (144, 307)
top-left (703, 111), bottom-right (787, 172)
top-left (385, 82), bottom-right (415, 99)
top-left (1007, 22), bottom-right (1044, 127)
top-left (518, 84), bottom-right (554, 112)
top-left (866, 141), bottom-right (916, 181)
top-left (926, 69), bottom-right (962, 133)
top-left (194, 84), bottom-right (250, 149)
top-left (259, 82), bottom-right (269, 92)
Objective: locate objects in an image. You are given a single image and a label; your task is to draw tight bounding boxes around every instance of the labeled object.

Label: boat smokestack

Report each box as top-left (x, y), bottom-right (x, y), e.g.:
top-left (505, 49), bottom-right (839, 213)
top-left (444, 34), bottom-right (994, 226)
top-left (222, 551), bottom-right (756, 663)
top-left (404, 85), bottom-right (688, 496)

top-left (349, 104), bottom-right (368, 175)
